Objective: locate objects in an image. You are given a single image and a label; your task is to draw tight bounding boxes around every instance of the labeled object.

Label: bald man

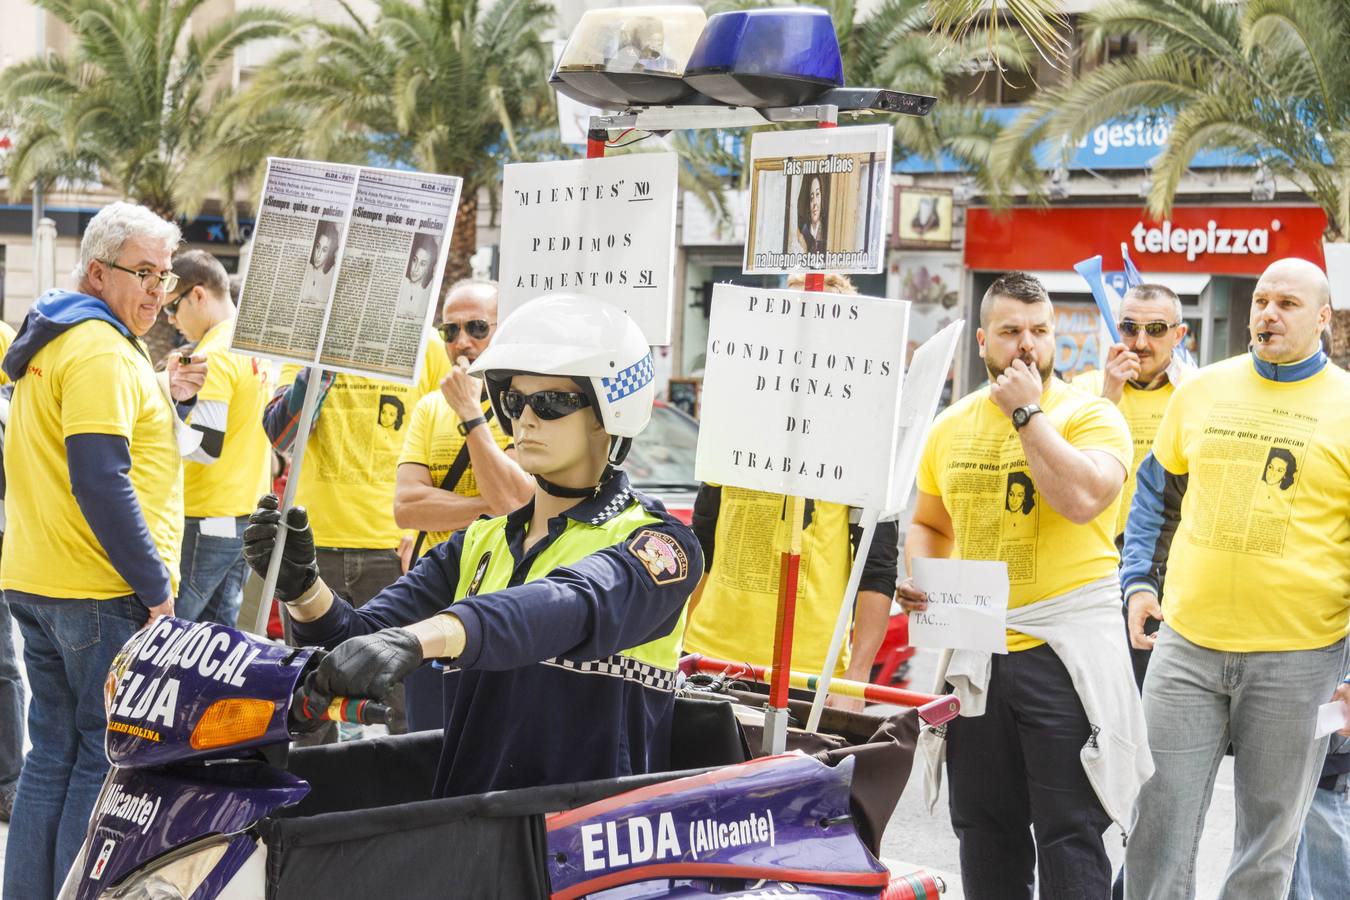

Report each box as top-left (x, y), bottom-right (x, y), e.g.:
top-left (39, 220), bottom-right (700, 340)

top-left (1120, 258), bottom-right (1350, 899)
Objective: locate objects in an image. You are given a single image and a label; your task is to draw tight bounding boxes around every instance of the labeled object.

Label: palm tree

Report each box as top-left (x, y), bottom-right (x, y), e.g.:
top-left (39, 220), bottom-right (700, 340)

top-left (0, 0), bottom-right (294, 360)
top-left (991, 0), bottom-right (1350, 360)
top-left (927, 0), bottom-right (1070, 70)
top-left (0, 0), bottom-right (295, 218)
top-left (205, 0), bottom-right (555, 286)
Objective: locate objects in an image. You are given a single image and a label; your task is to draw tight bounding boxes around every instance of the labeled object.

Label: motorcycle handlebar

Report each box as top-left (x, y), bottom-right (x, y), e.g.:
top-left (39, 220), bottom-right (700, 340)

top-left (293, 693), bottom-right (392, 726)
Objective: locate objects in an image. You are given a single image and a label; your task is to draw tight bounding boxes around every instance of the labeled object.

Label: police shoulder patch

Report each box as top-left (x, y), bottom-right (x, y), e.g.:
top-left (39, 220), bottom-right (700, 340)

top-left (627, 528), bottom-right (689, 586)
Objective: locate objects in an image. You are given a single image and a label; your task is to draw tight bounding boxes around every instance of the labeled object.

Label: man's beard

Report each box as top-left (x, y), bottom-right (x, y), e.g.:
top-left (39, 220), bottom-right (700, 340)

top-left (986, 353), bottom-right (1053, 385)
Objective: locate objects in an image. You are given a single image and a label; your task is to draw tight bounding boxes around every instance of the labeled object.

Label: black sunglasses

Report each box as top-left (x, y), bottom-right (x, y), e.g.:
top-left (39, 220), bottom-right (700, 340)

top-left (437, 319), bottom-right (495, 342)
top-left (500, 389), bottom-right (591, 421)
top-left (1118, 319), bottom-right (1179, 338)
top-left (164, 284), bottom-right (197, 316)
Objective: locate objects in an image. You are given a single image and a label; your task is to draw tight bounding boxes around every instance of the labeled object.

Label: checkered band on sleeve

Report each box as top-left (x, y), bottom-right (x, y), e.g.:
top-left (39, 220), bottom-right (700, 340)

top-left (601, 353), bottom-right (655, 403)
top-left (542, 654), bottom-right (678, 692)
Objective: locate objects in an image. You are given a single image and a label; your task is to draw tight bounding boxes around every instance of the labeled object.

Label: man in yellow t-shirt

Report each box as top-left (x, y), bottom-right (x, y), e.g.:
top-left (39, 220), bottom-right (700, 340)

top-left (0, 320), bottom-right (14, 385)
top-left (163, 250), bottom-right (275, 626)
top-left (0, 202), bottom-right (207, 898)
top-left (262, 311), bottom-right (443, 735)
top-left (1121, 258), bottom-right (1350, 899)
top-left (899, 272), bottom-right (1137, 898)
top-left (1072, 283), bottom-right (1188, 690)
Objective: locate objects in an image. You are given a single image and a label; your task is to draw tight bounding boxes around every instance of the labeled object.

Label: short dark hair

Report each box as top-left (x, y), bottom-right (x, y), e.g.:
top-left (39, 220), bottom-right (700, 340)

top-left (981, 272), bottom-right (1049, 327)
top-left (1123, 283), bottom-right (1182, 321)
top-left (171, 249), bottom-right (230, 301)
top-left (1265, 447), bottom-right (1298, 490)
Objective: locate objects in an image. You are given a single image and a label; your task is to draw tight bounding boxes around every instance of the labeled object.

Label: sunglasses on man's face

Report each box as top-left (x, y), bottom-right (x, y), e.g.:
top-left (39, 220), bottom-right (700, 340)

top-left (437, 319), bottom-right (495, 342)
top-left (163, 285), bottom-right (196, 317)
top-left (1118, 319), bottom-right (1178, 338)
top-left (500, 389), bottom-right (591, 421)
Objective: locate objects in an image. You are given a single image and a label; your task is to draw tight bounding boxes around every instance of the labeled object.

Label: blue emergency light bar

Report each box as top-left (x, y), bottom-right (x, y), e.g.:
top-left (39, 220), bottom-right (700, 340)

top-left (684, 8), bottom-right (844, 108)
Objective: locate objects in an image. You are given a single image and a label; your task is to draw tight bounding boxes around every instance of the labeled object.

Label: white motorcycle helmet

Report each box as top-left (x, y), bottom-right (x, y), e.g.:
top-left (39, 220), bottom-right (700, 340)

top-left (467, 293), bottom-right (654, 467)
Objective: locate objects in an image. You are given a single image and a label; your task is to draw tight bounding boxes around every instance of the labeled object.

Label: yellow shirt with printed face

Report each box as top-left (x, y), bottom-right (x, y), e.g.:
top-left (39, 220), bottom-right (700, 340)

top-left (0, 321), bottom-right (16, 385)
top-left (280, 365), bottom-right (426, 549)
top-left (398, 390), bottom-right (512, 550)
top-left (183, 318), bottom-right (276, 518)
top-left (1, 321), bottom-right (183, 598)
top-left (683, 487), bottom-right (855, 675)
top-left (1150, 356), bottom-right (1350, 652)
top-left (1072, 369), bottom-right (1176, 538)
top-left (917, 379), bottom-right (1132, 651)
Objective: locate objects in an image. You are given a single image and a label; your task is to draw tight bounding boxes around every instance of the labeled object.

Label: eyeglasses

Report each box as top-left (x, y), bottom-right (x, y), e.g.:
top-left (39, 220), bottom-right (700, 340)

top-left (500, 389), bottom-right (591, 421)
top-left (102, 260), bottom-right (180, 294)
top-left (163, 284), bottom-right (196, 316)
top-left (437, 320), bottom-right (495, 343)
top-left (1118, 319), bottom-right (1179, 338)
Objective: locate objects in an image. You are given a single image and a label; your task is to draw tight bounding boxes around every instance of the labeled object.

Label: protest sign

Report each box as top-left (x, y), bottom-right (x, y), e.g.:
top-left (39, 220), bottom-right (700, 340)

top-left (887, 321), bottom-right (965, 515)
top-left (498, 153), bottom-right (678, 344)
top-left (744, 124), bottom-right (893, 275)
top-left (233, 158), bottom-right (462, 384)
top-left (694, 283), bottom-right (908, 508)
top-left (908, 558), bottom-right (1010, 654)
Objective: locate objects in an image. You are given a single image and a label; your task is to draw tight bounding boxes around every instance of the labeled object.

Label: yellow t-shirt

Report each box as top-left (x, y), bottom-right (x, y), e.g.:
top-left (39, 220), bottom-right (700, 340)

top-left (397, 390), bottom-right (512, 550)
top-left (279, 364), bottom-right (433, 549)
top-left (421, 331), bottom-right (451, 393)
top-left (917, 379), bottom-right (1132, 650)
top-left (1072, 369), bottom-right (1176, 537)
top-left (1150, 355), bottom-right (1350, 652)
top-left (183, 318), bottom-right (276, 518)
top-left (1, 321), bottom-right (183, 598)
top-left (683, 486), bottom-right (855, 675)
top-left (0, 321), bottom-right (16, 385)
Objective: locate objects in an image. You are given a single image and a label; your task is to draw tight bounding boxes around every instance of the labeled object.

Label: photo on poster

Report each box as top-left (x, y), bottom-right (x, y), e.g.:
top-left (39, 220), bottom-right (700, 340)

top-left (744, 124), bottom-right (892, 275)
top-left (302, 220), bottom-right (342, 305)
top-left (396, 232), bottom-right (440, 319)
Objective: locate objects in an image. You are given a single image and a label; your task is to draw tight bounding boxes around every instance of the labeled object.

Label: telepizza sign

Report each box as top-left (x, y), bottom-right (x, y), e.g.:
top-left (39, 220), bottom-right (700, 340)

top-left (965, 206), bottom-right (1327, 276)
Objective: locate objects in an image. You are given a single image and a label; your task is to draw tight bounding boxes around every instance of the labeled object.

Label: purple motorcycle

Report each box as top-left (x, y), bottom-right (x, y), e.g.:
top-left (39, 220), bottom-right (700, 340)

top-left (61, 616), bottom-right (951, 899)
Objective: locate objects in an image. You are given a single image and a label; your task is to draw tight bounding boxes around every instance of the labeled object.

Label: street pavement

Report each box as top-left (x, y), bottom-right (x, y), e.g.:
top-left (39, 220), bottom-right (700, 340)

top-left (0, 630), bottom-right (1239, 897)
top-left (879, 647), bottom-right (1236, 898)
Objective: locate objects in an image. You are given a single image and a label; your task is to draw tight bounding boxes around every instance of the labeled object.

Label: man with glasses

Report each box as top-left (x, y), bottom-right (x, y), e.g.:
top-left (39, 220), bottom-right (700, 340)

top-left (0, 201), bottom-right (207, 899)
top-left (1072, 283), bottom-right (1189, 689)
top-left (1121, 258), bottom-right (1350, 898)
top-left (242, 293), bottom-right (701, 799)
top-left (164, 249), bottom-right (275, 627)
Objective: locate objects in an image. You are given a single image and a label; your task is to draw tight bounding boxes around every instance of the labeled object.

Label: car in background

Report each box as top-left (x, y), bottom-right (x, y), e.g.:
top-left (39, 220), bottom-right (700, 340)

top-left (624, 400), bottom-right (699, 523)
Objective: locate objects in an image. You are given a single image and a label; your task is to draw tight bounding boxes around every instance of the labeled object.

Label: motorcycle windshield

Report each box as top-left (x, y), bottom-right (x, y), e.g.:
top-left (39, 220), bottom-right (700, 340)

top-left (103, 616), bottom-right (312, 767)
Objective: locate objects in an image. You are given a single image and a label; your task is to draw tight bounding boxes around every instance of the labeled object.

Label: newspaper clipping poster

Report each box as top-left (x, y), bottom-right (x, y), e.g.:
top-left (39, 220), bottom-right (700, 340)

top-left (318, 167), bottom-right (460, 380)
top-left (498, 153), bottom-right (678, 345)
top-left (744, 124), bottom-right (893, 275)
top-left (694, 283), bottom-right (908, 509)
top-left (233, 158), bottom-right (356, 363)
top-left (233, 158), bottom-right (461, 384)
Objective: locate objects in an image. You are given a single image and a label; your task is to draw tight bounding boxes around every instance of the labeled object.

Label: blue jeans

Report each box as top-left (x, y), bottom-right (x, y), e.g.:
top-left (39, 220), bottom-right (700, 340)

top-left (1288, 742), bottom-right (1350, 900)
top-left (0, 591), bottom-right (24, 799)
top-left (1125, 624), bottom-right (1348, 900)
top-left (176, 516), bottom-right (248, 626)
top-left (3, 595), bottom-right (148, 900)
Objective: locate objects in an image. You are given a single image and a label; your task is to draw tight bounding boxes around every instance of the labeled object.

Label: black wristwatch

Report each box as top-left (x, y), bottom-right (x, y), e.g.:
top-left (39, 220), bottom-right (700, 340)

top-left (457, 415), bottom-right (487, 437)
top-left (1012, 404), bottom-right (1043, 430)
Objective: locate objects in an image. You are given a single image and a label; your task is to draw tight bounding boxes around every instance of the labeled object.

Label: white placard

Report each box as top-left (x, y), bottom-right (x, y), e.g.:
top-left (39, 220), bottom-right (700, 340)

top-left (498, 154), bottom-right (678, 344)
top-left (908, 558), bottom-right (1010, 654)
top-left (743, 124), bottom-right (893, 275)
top-left (887, 321), bottom-right (965, 514)
top-left (694, 283), bottom-right (908, 508)
top-left (1324, 241), bottom-right (1350, 311)
top-left (1315, 700), bottom-right (1348, 739)
top-left (232, 158), bottom-right (461, 384)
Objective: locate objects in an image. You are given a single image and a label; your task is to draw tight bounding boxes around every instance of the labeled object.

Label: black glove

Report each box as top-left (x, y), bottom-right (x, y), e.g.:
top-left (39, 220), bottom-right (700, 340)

top-left (300, 629), bottom-right (424, 710)
top-left (242, 493), bottom-right (318, 602)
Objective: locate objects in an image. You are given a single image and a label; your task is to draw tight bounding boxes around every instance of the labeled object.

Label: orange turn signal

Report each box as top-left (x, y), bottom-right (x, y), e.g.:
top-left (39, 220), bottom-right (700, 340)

top-left (189, 698), bottom-right (277, 750)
